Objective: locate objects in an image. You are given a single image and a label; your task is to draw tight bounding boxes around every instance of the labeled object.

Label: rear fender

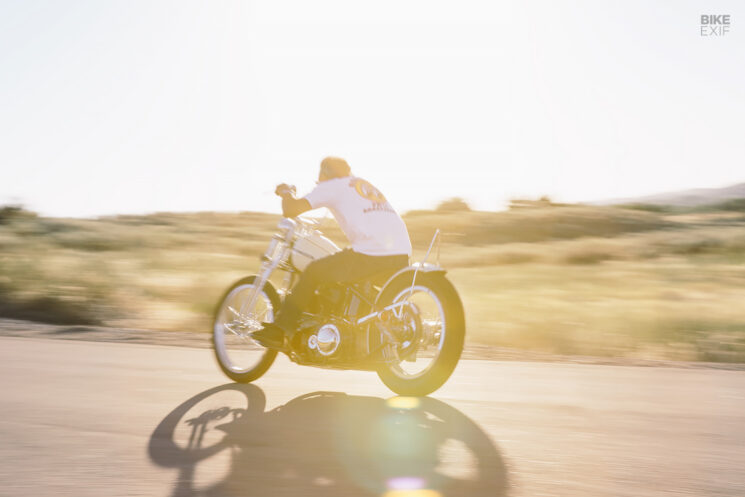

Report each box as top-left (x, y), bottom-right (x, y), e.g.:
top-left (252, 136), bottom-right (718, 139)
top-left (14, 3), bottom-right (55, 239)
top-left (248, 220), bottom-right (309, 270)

top-left (375, 263), bottom-right (446, 306)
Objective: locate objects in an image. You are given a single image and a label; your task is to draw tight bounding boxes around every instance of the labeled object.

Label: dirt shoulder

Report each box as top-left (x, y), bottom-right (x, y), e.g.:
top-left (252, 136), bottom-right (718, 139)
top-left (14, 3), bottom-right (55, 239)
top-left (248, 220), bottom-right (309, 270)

top-left (2, 318), bottom-right (744, 371)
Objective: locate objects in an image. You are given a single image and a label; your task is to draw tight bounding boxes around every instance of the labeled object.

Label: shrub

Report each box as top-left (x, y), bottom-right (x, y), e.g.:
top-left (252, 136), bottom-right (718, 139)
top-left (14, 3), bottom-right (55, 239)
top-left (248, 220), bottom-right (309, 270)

top-left (717, 198), bottom-right (745, 212)
top-left (562, 249), bottom-right (616, 265)
top-left (52, 231), bottom-right (122, 252)
top-left (616, 203), bottom-right (672, 213)
top-left (0, 204), bottom-right (37, 224)
top-left (0, 284), bottom-right (101, 325)
top-left (436, 197), bottom-right (471, 212)
top-left (662, 238), bottom-right (725, 255)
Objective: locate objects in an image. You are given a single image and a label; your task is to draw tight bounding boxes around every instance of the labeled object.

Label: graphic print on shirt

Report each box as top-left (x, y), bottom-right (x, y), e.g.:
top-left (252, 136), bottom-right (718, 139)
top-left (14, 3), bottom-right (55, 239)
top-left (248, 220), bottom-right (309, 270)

top-left (349, 178), bottom-right (395, 214)
top-left (350, 178), bottom-right (387, 203)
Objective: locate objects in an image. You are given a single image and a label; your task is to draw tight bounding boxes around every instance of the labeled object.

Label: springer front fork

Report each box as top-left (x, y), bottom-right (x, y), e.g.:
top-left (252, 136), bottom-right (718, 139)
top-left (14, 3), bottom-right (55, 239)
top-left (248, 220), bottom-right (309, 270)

top-left (238, 242), bottom-right (290, 320)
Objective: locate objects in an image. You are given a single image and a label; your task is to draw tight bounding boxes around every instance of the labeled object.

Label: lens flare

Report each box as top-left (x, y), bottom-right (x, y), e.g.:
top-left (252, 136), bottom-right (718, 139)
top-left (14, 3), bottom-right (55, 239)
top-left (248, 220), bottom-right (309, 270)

top-left (386, 396), bottom-right (421, 410)
top-left (386, 476), bottom-right (426, 490)
top-left (382, 490), bottom-right (442, 497)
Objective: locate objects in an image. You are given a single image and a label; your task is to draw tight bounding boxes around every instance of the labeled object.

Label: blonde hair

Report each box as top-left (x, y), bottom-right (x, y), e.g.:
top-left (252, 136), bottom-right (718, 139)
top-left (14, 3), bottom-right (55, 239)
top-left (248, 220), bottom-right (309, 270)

top-left (320, 157), bottom-right (351, 178)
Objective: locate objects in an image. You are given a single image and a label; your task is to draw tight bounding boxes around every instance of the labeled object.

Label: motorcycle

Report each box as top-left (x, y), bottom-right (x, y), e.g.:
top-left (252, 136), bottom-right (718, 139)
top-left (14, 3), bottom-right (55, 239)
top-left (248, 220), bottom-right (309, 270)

top-left (211, 217), bottom-right (465, 396)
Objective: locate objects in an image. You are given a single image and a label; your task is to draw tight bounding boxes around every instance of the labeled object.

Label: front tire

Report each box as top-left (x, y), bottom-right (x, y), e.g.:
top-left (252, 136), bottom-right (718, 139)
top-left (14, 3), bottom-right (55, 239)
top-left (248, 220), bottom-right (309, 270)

top-left (375, 272), bottom-right (465, 396)
top-left (212, 276), bottom-right (280, 383)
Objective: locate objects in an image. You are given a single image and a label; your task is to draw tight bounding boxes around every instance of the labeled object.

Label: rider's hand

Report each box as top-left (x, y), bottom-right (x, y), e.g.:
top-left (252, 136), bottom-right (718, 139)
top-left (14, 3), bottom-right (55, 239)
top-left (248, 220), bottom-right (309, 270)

top-left (275, 183), bottom-right (296, 198)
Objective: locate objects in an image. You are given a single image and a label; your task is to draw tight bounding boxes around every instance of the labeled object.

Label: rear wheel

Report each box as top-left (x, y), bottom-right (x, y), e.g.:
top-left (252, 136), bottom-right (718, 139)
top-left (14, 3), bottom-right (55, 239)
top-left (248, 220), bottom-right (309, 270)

top-left (375, 272), bottom-right (465, 396)
top-left (212, 276), bottom-right (279, 383)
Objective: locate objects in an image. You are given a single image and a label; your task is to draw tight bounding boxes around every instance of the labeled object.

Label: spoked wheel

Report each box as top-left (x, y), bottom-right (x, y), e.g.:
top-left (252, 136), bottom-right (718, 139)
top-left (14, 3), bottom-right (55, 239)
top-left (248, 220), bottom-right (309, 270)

top-left (375, 272), bottom-right (465, 396)
top-left (212, 276), bottom-right (280, 383)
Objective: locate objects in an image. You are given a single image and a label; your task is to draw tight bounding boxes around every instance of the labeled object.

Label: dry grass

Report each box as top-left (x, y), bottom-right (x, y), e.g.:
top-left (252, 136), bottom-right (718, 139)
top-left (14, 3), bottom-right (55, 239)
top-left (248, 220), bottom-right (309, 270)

top-left (450, 261), bottom-right (745, 362)
top-left (1, 205), bottom-right (745, 362)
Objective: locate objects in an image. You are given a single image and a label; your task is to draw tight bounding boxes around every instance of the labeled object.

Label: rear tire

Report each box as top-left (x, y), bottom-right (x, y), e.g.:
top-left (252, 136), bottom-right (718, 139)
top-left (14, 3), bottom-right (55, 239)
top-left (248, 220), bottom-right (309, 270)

top-left (375, 272), bottom-right (465, 396)
top-left (212, 276), bottom-right (279, 383)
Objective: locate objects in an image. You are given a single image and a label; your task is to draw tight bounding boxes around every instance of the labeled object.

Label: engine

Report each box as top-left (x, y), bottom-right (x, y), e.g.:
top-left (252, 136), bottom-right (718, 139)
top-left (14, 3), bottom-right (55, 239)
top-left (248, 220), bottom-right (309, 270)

top-left (307, 323), bottom-right (341, 356)
top-left (291, 285), bottom-right (378, 366)
top-left (295, 318), bottom-right (358, 365)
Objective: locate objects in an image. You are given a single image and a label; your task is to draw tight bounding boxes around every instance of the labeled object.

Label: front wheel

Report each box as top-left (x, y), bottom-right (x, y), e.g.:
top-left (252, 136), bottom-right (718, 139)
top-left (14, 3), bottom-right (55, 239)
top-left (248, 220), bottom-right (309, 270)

top-left (375, 272), bottom-right (465, 396)
top-left (212, 276), bottom-right (280, 383)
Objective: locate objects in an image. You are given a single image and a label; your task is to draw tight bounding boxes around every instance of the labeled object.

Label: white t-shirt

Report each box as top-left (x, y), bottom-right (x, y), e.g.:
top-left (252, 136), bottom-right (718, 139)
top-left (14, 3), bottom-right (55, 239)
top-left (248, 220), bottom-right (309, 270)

top-left (304, 176), bottom-right (412, 256)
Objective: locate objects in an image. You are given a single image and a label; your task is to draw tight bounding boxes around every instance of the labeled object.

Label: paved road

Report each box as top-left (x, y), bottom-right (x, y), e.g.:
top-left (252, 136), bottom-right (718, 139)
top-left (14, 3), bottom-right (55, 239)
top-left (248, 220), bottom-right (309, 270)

top-left (0, 337), bottom-right (743, 497)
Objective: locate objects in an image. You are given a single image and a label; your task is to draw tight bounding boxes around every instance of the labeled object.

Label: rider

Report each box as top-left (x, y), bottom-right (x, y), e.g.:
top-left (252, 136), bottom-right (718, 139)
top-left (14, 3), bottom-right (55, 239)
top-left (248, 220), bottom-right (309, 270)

top-left (251, 157), bottom-right (412, 349)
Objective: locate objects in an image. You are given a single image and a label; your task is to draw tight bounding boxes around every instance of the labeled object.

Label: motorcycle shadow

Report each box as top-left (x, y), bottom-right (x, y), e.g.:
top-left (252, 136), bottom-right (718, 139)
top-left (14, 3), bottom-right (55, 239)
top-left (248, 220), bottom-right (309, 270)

top-left (148, 384), bottom-right (508, 497)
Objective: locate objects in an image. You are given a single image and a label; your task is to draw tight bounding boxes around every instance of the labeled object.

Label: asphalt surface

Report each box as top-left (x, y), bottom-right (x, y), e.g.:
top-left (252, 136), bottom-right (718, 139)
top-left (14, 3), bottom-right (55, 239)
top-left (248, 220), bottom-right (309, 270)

top-left (0, 336), bottom-right (743, 497)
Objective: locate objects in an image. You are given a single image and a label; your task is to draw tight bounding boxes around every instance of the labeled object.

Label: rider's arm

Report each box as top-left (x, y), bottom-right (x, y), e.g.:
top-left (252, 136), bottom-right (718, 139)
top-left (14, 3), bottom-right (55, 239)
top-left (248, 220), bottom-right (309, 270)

top-left (282, 195), bottom-right (311, 218)
top-left (276, 184), bottom-right (312, 218)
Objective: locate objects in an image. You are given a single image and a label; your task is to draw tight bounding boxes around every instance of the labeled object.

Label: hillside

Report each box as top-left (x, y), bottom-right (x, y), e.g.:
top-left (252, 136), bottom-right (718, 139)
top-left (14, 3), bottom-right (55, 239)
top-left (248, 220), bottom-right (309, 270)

top-left (597, 181), bottom-right (745, 207)
top-left (1, 204), bottom-right (745, 362)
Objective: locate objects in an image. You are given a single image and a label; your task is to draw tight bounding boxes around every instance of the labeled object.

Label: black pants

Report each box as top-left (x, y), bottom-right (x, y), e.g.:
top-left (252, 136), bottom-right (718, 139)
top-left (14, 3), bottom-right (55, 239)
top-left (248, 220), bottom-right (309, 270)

top-left (275, 249), bottom-right (408, 333)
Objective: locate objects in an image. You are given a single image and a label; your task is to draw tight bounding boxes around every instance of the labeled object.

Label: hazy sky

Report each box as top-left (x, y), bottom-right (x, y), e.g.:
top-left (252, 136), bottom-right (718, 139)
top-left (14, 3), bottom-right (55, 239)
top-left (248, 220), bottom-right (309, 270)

top-left (1, 0), bottom-right (744, 217)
